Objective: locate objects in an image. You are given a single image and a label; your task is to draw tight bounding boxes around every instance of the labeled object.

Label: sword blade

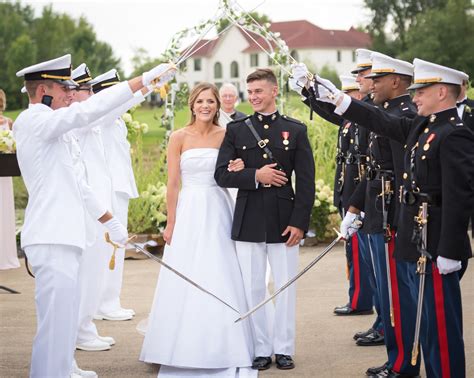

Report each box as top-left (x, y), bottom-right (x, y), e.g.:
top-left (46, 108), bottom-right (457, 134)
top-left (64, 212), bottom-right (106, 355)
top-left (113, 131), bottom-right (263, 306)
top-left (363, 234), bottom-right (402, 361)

top-left (411, 258), bottom-right (426, 365)
top-left (235, 235), bottom-right (343, 323)
top-left (131, 243), bottom-right (241, 315)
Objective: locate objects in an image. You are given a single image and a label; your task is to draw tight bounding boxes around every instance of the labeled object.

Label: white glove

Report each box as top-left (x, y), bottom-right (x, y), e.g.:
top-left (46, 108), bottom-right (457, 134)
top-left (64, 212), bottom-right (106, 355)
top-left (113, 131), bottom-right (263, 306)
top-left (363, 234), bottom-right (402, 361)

top-left (340, 211), bottom-right (363, 239)
top-left (142, 63), bottom-right (177, 87)
top-left (290, 63), bottom-right (310, 88)
top-left (288, 77), bottom-right (303, 95)
top-left (314, 75), bottom-right (344, 105)
top-left (437, 256), bottom-right (462, 275)
top-left (103, 217), bottom-right (128, 246)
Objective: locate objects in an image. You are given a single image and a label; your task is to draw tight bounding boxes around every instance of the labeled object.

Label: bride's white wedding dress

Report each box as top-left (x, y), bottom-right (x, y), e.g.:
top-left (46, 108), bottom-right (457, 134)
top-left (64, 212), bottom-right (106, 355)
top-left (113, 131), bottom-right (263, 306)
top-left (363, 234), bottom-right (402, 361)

top-left (140, 148), bottom-right (256, 377)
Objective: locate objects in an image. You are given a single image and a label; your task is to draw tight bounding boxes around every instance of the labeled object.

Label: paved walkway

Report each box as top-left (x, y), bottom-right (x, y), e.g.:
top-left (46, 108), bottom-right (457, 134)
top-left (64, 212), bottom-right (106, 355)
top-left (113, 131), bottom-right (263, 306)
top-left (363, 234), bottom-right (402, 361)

top-left (1, 243), bottom-right (472, 377)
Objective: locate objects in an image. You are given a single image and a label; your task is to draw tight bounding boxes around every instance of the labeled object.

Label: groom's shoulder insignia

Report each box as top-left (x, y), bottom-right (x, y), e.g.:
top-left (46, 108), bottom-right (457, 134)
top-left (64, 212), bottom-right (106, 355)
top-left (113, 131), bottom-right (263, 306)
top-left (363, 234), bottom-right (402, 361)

top-left (281, 114), bottom-right (306, 127)
top-left (228, 114), bottom-right (251, 127)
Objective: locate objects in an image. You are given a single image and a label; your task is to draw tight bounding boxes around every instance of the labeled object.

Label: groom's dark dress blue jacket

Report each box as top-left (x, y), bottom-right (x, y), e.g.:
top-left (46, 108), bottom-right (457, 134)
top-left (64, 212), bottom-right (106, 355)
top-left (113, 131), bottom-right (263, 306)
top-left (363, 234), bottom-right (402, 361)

top-left (215, 111), bottom-right (315, 243)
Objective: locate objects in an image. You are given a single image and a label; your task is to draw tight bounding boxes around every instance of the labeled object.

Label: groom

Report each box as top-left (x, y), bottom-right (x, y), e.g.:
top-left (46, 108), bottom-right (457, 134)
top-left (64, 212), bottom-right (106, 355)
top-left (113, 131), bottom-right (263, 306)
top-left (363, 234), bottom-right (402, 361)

top-left (215, 68), bottom-right (315, 370)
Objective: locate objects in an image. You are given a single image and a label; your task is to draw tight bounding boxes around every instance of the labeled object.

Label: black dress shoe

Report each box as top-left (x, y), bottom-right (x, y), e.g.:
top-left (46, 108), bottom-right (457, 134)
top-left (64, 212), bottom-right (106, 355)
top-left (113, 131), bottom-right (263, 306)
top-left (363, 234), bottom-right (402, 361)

top-left (353, 328), bottom-right (375, 340)
top-left (373, 368), bottom-right (420, 377)
top-left (366, 362), bottom-right (389, 376)
top-left (357, 330), bottom-right (385, 346)
top-left (275, 354), bottom-right (295, 370)
top-left (334, 304), bottom-right (374, 315)
top-left (252, 356), bottom-right (272, 370)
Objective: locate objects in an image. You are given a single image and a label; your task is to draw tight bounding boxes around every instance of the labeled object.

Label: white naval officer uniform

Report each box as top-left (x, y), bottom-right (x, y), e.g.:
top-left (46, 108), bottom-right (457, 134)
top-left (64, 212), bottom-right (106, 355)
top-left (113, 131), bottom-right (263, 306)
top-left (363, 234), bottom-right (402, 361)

top-left (97, 100), bottom-right (141, 316)
top-left (76, 89), bottom-right (146, 343)
top-left (13, 78), bottom-right (135, 377)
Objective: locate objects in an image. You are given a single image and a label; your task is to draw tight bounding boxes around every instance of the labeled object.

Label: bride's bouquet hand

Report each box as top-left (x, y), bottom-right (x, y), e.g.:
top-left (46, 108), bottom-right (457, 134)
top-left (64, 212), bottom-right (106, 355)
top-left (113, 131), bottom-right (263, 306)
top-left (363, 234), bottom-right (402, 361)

top-left (227, 158), bottom-right (245, 172)
top-left (163, 223), bottom-right (174, 245)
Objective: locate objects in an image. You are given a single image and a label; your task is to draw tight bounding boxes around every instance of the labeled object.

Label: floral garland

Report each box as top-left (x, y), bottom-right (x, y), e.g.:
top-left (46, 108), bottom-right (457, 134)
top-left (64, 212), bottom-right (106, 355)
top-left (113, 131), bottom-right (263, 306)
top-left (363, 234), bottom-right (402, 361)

top-left (159, 0), bottom-right (292, 125)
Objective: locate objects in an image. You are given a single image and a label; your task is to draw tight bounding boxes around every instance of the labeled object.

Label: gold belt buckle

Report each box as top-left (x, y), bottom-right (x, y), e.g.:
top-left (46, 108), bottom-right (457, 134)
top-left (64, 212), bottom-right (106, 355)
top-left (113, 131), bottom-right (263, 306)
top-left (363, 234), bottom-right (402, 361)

top-left (263, 183), bottom-right (272, 188)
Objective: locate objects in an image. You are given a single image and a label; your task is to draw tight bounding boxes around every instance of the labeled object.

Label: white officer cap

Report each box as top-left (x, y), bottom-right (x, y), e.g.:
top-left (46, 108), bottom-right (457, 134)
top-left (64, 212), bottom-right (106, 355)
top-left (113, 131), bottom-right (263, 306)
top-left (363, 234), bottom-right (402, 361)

top-left (339, 75), bottom-right (359, 92)
top-left (366, 52), bottom-right (414, 79)
top-left (351, 49), bottom-right (373, 74)
top-left (72, 63), bottom-right (93, 85)
top-left (16, 54), bottom-right (77, 89)
top-left (89, 69), bottom-right (121, 94)
top-left (408, 58), bottom-right (469, 90)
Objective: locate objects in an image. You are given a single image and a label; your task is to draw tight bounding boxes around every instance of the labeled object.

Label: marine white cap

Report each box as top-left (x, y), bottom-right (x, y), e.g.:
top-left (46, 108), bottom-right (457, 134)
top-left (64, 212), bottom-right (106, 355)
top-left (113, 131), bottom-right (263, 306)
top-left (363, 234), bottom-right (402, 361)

top-left (408, 58), bottom-right (469, 90)
top-left (339, 75), bottom-right (359, 92)
top-left (351, 49), bottom-right (373, 74)
top-left (89, 69), bottom-right (120, 93)
top-left (366, 52), bottom-right (414, 78)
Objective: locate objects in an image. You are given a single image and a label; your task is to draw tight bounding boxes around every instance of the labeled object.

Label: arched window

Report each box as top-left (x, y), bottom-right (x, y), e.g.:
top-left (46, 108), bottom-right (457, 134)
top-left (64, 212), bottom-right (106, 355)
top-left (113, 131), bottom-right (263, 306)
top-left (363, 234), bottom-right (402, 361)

top-left (214, 62), bottom-right (222, 79)
top-left (290, 50), bottom-right (299, 62)
top-left (230, 61), bottom-right (239, 78)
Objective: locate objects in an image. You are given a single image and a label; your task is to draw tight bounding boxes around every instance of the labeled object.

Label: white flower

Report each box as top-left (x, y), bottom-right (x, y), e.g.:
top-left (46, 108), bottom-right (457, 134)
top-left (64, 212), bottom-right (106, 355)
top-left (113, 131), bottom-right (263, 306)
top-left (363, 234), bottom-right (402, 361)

top-left (121, 113), bottom-right (132, 124)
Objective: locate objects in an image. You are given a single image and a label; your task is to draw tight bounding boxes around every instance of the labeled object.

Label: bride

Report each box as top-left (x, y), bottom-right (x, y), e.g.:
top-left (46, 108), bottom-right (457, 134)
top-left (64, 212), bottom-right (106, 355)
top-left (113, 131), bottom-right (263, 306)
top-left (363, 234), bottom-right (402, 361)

top-left (140, 83), bottom-right (256, 377)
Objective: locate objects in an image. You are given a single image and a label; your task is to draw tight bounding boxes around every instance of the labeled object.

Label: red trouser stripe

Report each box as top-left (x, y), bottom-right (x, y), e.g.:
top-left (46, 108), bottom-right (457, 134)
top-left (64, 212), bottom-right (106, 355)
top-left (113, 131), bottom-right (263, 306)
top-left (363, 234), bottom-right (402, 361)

top-left (350, 233), bottom-right (360, 309)
top-left (388, 231), bottom-right (404, 372)
top-left (432, 264), bottom-right (451, 378)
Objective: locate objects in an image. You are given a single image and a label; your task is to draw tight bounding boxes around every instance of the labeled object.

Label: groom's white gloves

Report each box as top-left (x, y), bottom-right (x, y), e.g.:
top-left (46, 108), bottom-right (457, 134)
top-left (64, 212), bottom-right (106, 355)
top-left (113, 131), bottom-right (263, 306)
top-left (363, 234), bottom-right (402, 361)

top-left (142, 63), bottom-right (177, 88)
top-left (340, 211), bottom-right (364, 240)
top-left (289, 63), bottom-right (311, 94)
top-left (437, 256), bottom-right (462, 275)
top-left (103, 217), bottom-right (128, 245)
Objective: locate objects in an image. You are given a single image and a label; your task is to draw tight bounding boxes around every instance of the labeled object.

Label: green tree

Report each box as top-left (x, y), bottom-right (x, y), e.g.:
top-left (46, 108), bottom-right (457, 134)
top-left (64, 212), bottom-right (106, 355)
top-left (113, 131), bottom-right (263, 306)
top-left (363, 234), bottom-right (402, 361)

top-left (401, 0), bottom-right (474, 78)
top-left (364, 0), bottom-right (445, 53)
top-left (0, 1), bottom-right (121, 109)
top-left (6, 34), bottom-right (37, 109)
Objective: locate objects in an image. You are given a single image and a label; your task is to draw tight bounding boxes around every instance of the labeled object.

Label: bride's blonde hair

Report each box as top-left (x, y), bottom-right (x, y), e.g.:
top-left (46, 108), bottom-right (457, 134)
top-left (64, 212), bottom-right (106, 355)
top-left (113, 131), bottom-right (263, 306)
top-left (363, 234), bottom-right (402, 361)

top-left (188, 83), bottom-right (220, 126)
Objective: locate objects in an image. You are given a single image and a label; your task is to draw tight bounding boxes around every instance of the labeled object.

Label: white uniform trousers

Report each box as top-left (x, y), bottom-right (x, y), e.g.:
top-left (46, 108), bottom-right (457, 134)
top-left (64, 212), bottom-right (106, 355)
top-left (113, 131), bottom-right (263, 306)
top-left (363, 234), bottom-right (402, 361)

top-left (236, 241), bottom-right (299, 357)
top-left (98, 192), bottom-right (129, 314)
top-left (76, 222), bottom-right (111, 343)
top-left (25, 244), bottom-right (82, 378)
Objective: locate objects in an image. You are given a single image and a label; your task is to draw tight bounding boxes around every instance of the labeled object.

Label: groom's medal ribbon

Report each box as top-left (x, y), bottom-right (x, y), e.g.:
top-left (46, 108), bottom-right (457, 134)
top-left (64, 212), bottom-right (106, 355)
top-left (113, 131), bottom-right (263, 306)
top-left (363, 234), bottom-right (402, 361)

top-left (282, 131), bottom-right (290, 146)
top-left (235, 230), bottom-right (344, 323)
top-left (105, 234), bottom-right (241, 315)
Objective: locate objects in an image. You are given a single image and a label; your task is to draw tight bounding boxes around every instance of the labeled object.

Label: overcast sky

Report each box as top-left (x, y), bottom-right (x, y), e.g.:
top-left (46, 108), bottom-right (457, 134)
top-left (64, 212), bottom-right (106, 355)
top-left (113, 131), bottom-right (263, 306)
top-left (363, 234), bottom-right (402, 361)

top-left (25, 0), bottom-right (370, 75)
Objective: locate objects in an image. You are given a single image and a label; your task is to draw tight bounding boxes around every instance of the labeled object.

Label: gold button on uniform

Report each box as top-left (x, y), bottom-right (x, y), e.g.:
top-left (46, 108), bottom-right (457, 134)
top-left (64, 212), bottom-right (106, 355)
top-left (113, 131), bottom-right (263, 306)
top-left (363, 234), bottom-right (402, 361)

top-left (285, 147), bottom-right (289, 151)
top-left (424, 128), bottom-right (429, 133)
top-left (263, 153), bottom-right (268, 159)
top-left (264, 124), bottom-right (269, 129)
top-left (242, 146), bottom-right (246, 150)
top-left (264, 138), bottom-right (269, 144)
top-left (421, 155), bottom-right (426, 160)
top-left (403, 173), bottom-right (408, 179)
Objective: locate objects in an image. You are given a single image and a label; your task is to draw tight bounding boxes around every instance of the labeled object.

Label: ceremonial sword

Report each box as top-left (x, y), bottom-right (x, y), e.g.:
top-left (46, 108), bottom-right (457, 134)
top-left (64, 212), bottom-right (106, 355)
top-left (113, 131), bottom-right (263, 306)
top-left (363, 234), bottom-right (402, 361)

top-left (411, 202), bottom-right (430, 366)
top-left (381, 175), bottom-right (395, 327)
top-left (104, 233), bottom-right (240, 315)
top-left (235, 231), bottom-right (344, 323)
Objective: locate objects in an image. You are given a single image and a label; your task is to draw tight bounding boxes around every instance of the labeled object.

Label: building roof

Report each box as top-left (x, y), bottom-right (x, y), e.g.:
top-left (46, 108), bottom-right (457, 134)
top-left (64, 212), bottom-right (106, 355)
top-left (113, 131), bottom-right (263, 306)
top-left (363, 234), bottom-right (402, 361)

top-left (243, 20), bottom-right (371, 52)
top-left (184, 19), bottom-right (371, 57)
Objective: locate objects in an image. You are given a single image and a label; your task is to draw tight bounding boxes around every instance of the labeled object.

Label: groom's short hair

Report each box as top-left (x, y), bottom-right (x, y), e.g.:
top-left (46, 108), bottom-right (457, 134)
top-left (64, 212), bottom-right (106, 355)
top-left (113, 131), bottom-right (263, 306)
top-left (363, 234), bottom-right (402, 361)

top-left (246, 68), bottom-right (278, 86)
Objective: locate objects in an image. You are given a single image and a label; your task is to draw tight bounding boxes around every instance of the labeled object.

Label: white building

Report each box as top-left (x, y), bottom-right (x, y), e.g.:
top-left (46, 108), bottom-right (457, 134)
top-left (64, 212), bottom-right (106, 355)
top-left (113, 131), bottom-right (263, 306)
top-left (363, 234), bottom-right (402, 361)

top-left (176, 20), bottom-right (371, 97)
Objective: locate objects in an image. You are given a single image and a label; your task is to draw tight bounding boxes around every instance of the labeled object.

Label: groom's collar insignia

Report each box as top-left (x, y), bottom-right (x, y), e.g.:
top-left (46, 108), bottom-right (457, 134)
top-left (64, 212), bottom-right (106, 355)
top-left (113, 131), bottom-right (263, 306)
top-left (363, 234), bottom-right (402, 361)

top-left (257, 114), bottom-right (263, 121)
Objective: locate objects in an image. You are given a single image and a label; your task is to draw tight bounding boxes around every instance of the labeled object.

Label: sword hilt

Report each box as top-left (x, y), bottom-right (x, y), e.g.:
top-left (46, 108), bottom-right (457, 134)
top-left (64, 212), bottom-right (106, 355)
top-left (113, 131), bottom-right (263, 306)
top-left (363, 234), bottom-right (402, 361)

top-left (104, 233), bottom-right (136, 270)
